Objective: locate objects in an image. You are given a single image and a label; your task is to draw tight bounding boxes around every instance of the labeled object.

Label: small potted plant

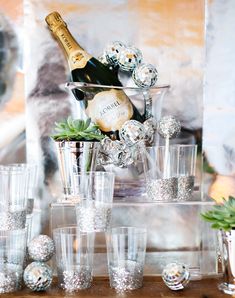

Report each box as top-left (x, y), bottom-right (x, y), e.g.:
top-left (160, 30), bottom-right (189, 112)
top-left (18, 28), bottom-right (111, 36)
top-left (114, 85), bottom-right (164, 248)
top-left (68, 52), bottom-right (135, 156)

top-left (52, 116), bottom-right (104, 197)
top-left (201, 196), bottom-right (235, 295)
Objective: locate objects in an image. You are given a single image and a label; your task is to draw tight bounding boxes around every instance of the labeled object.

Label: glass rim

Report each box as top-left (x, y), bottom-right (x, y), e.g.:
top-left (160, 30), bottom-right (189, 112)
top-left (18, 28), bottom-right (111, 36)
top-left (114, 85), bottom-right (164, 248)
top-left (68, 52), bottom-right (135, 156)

top-left (53, 226), bottom-right (95, 236)
top-left (107, 226), bottom-right (147, 235)
top-left (63, 81), bottom-right (170, 91)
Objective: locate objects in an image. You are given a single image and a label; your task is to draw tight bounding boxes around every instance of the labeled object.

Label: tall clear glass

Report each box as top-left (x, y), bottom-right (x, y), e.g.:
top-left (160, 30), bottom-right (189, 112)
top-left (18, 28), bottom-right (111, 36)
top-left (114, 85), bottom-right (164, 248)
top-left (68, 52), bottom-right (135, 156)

top-left (53, 227), bottom-right (94, 292)
top-left (171, 144), bottom-right (197, 201)
top-left (145, 146), bottom-right (178, 201)
top-left (0, 229), bottom-right (27, 293)
top-left (106, 227), bottom-right (147, 292)
top-left (75, 172), bottom-right (115, 232)
top-left (0, 165), bottom-right (30, 230)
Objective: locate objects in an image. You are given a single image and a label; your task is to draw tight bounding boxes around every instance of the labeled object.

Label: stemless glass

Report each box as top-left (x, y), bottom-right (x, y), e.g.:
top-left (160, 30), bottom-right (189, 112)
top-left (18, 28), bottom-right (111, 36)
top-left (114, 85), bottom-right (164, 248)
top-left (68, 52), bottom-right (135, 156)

top-left (106, 227), bottom-right (147, 292)
top-left (145, 146), bottom-right (178, 201)
top-left (75, 172), bottom-right (115, 232)
top-left (171, 144), bottom-right (197, 201)
top-left (0, 229), bottom-right (27, 293)
top-left (53, 227), bottom-right (94, 292)
top-left (0, 165), bottom-right (30, 230)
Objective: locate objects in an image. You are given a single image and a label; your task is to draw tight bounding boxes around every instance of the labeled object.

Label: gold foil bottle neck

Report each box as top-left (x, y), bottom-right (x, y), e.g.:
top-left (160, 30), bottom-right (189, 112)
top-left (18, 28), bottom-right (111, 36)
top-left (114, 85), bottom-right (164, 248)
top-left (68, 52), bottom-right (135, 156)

top-left (45, 11), bottom-right (67, 32)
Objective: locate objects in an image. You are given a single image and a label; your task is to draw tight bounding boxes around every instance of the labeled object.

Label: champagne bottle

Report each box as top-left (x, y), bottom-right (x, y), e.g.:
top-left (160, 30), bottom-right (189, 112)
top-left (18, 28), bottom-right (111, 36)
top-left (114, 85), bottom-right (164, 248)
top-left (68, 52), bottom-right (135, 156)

top-left (45, 11), bottom-right (144, 139)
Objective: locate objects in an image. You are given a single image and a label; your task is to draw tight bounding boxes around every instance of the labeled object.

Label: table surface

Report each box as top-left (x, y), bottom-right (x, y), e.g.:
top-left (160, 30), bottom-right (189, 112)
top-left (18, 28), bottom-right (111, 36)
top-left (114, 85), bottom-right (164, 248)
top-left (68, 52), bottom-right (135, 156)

top-left (3, 277), bottom-right (230, 298)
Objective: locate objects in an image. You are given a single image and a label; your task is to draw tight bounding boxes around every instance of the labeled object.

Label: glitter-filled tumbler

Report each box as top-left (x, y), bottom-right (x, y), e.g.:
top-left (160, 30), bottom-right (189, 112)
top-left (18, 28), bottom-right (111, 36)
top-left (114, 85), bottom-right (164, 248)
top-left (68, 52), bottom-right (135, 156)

top-left (0, 229), bottom-right (27, 293)
top-left (0, 165), bottom-right (30, 230)
top-left (171, 145), bottom-right (197, 201)
top-left (106, 227), bottom-right (147, 292)
top-left (75, 172), bottom-right (115, 232)
top-left (145, 146), bottom-right (178, 201)
top-left (5, 164), bottom-right (38, 241)
top-left (53, 227), bottom-right (94, 292)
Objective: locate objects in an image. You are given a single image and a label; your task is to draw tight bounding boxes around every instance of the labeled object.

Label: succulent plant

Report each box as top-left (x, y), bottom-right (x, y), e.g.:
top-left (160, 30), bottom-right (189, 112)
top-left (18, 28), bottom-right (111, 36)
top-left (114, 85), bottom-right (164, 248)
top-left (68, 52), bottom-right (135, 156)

top-left (52, 116), bottom-right (105, 141)
top-left (201, 196), bottom-right (235, 231)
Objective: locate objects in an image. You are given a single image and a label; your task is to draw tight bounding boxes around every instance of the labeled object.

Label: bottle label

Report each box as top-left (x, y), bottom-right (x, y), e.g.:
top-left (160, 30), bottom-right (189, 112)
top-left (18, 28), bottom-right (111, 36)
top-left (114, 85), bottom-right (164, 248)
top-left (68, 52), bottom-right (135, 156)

top-left (86, 89), bottom-right (134, 132)
top-left (69, 50), bottom-right (92, 69)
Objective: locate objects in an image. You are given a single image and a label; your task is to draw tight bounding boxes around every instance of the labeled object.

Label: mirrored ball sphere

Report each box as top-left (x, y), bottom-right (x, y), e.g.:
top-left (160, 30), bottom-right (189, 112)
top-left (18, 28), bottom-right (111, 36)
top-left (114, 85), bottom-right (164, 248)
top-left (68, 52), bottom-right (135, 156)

top-left (119, 120), bottom-right (146, 146)
top-left (118, 46), bottom-right (142, 72)
top-left (23, 262), bottom-right (53, 291)
top-left (132, 63), bottom-right (158, 88)
top-left (162, 262), bottom-right (190, 291)
top-left (104, 41), bottom-right (126, 66)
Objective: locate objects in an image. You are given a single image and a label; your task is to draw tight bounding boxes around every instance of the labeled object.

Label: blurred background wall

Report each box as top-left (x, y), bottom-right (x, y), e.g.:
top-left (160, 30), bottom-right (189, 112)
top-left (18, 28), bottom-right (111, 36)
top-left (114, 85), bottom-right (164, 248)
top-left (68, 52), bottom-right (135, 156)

top-left (0, 0), bottom-right (235, 220)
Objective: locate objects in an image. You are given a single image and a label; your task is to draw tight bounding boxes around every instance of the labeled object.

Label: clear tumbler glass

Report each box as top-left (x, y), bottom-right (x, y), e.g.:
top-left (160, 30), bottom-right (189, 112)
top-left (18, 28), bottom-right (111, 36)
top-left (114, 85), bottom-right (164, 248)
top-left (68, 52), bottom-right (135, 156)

top-left (0, 229), bottom-right (27, 293)
top-left (0, 165), bottom-right (30, 230)
top-left (53, 227), bottom-right (94, 292)
top-left (75, 172), bottom-right (115, 232)
top-left (106, 227), bottom-right (147, 292)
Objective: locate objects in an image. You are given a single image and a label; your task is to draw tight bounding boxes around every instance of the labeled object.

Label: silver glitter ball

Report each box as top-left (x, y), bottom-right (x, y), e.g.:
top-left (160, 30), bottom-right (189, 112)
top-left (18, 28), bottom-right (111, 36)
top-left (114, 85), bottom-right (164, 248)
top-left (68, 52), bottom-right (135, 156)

top-left (118, 46), bottom-right (142, 72)
top-left (162, 262), bottom-right (190, 291)
top-left (104, 41), bottom-right (126, 66)
top-left (132, 63), bottom-right (158, 88)
top-left (157, 116), bottom-right (181, 139)
top-left (119, 120), bottom-right (146, 146)
top-left (28, 235), bottom-right (55, 262)
top-left (23, 262), bottom-right (53, 291)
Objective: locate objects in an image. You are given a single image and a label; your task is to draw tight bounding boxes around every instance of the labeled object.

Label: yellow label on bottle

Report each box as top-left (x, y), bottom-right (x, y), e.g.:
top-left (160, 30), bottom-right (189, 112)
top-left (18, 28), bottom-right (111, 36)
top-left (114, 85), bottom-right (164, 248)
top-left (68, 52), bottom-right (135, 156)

top-left (86, 89), bottom-right (133, 132)
top-left (69, 50), bottom-right (92, 70)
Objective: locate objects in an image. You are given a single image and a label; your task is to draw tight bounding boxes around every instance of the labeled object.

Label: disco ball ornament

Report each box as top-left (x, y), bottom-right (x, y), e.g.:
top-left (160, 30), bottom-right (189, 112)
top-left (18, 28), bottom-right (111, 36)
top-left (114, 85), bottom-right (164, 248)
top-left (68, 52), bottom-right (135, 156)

top-left (23, 262), bottom-right (53, 291)
top-left (157, 116), bottom-right (181, 139)
top-left (28, 235), bottom-right (55, 262)
top-left (132, 63), bottom-right (158, 88)
top-left (118, 46), bottom-right (142, 72)
top-left (104, 41), bottom-right (126, 66)
top-left (119, 120), bottom-right (146, 146)
top-left (162, 262), bottom-right (190, 291)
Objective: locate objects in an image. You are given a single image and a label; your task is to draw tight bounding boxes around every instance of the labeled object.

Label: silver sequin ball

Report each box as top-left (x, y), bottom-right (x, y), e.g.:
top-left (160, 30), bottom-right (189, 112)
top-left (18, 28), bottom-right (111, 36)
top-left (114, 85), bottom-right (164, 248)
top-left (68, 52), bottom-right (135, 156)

top-left (27, 235), bottom-right (55, 262)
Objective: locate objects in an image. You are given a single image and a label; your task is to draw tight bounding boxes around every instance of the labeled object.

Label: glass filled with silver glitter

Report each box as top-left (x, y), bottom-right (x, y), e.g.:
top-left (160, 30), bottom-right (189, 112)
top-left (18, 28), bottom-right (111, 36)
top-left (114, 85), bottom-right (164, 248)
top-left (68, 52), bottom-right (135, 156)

top-left (0, 164), bottom-right (31, 230)
top-left (171, 145), bottom-right (197, 201)
top-left (145, 146), bottom-right (178, 201)
top-left (75, 172), bottom-right (115, 232)
top-left (0, 229), bottom-right (27, 293)
top-left (53, 227), bottom-right (94, 292)
top-left (106, 227), bottom-right (147, 292)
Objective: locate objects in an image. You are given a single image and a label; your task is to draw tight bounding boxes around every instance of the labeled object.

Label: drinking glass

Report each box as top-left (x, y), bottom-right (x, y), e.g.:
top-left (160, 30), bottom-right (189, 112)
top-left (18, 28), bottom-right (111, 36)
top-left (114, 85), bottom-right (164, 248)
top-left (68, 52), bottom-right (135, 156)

top-left (171, 144), bottom-right (197, 200)
top-left (53, 227), bottom-right (94, 292)
top-left (106, 227), bottom-right (147, 292)
top-left (145, 146), bottom-right (178, 201)
top-left (75, 172), bottom-right (115, 232)
top-left (6, 164), bottom-right (38, 240)
top-left (0, 229), bottom-right (27, 293)
top-left (0, 165), bottom-right (30, 230)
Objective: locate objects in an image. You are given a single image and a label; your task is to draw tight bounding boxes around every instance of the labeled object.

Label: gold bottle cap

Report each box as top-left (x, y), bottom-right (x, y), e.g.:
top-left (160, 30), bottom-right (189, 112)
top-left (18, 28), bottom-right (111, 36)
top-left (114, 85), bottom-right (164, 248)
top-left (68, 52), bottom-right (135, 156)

top-left (45, 11), bottom-right (67, 32)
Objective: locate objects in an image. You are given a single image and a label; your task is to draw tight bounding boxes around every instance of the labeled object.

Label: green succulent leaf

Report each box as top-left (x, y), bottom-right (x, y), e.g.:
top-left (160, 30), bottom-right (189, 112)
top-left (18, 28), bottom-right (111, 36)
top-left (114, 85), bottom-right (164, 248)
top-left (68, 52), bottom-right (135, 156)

top-left (201, 196), bottom-right (235, 232)
top-left (51, 117), bottom-right (105, 142)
